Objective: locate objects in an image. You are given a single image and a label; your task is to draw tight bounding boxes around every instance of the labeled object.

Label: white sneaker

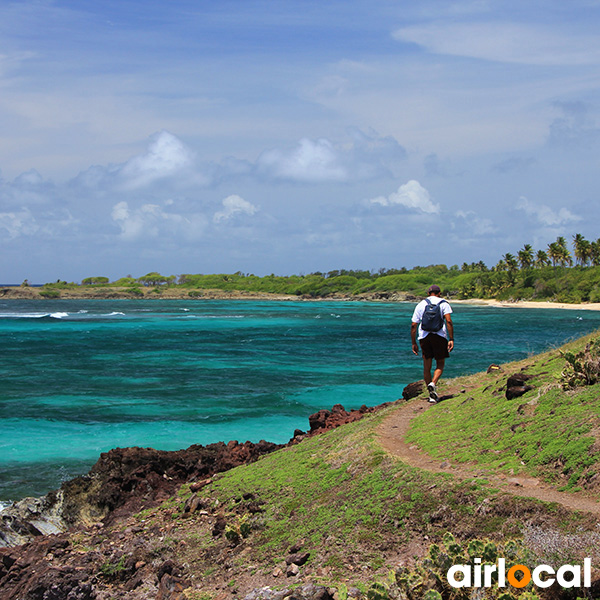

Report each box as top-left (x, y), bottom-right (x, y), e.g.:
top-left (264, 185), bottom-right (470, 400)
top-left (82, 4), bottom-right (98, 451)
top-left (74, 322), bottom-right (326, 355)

top-left (427, 383), bottom-right (438, 403)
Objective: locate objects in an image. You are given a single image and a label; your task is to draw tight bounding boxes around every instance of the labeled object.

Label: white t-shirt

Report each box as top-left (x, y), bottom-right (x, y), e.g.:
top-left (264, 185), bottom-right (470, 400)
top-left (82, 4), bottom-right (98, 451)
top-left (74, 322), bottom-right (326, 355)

top-left (411, 296), bottom-right (453, 340)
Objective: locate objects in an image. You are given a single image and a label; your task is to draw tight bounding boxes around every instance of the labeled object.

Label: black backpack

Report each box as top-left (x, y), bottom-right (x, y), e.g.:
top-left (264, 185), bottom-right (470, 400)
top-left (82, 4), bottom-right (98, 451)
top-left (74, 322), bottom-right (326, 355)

top-left (421, 298), bottom-right (447, 332)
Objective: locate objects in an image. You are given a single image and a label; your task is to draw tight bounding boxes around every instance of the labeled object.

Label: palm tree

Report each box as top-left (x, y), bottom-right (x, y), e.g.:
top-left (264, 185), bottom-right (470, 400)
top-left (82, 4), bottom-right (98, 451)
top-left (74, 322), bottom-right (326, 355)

top-left (535, 249), bottom-right (550, 268)
top-left (548, 242), bottom-right (561, 267)
top-left (517, 244), bottom-right (534, 270)
top-left (548, 237), bottom-right (572, 267)
top-left (555, 236), bottom-right (573, 267)
top-left (503, 253), bottom-right (519, 274)
top-left (494, 259), bottom-right (507, 272)
top-left (591, 240), bottom-right (600, 267)
top-left (573, 233), bottom-right (591, 266)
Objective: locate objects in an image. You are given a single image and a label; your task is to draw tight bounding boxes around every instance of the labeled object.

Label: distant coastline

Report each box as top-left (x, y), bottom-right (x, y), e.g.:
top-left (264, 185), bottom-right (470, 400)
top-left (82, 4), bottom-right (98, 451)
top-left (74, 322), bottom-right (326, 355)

top-left (0, 285), bottom-right (304, 301)
top-left (2, 285), bottom-right (600, 310)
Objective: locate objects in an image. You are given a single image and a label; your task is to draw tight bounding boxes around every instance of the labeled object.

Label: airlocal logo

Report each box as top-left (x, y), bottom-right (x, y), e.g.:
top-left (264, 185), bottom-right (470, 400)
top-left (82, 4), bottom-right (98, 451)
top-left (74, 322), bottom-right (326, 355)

top-left (447, 558), bottom-right (592, 589)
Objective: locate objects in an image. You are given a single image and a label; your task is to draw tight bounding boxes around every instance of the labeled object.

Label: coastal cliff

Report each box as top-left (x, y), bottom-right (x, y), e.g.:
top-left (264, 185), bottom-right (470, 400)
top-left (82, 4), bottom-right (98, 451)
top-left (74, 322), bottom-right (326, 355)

top-left (0, 403), bottom-right (384, 599)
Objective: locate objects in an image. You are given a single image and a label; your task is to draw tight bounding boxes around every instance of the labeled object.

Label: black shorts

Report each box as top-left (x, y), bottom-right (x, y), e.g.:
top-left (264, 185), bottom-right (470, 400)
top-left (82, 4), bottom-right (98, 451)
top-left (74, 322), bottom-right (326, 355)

top-left (420, 333), bottom-right (449, 360)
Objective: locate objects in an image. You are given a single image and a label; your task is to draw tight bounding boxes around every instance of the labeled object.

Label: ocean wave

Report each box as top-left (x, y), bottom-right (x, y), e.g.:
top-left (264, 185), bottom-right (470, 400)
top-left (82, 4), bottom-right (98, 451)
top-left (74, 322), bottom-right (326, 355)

top-left (0, 310), bottom-right (129, 320)
top-left (0, 312), bottom-right (70, 320)
top-left (0, 313), bottom-right (51, 319)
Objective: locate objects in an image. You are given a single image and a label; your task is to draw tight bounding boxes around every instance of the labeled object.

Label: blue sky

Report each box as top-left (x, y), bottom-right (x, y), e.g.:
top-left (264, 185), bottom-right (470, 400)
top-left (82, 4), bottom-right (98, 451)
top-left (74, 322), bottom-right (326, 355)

top-left (1, 0), bottom-right (600, 282)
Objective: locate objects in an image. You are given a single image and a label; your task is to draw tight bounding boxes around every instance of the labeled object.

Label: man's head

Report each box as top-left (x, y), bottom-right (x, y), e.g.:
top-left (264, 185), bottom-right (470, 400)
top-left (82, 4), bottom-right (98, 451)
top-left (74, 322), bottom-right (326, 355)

top-left (428, 284), bottom-right (441, 296)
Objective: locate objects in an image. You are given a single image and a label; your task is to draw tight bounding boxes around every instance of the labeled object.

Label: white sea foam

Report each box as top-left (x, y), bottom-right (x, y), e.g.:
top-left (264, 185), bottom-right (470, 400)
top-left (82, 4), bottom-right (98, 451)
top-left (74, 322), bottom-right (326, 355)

top-left (105, 312), bottom-right (126, 316)
top-left (49, 312), bottom-right (70, 319)
top-left (0, 501), bottom-right (12, 513)
top-left (0, 313), bottom-right (49, 319)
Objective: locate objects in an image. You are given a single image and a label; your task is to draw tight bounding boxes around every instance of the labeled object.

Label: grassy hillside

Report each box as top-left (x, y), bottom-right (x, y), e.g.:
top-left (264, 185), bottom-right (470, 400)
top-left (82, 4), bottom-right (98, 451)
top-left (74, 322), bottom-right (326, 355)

top-left (110, 333), bottom-right (600, 598)
top-left (406, 332), bottom-right (600, 494)
top-left (18, 333), bottom-right (598, 599)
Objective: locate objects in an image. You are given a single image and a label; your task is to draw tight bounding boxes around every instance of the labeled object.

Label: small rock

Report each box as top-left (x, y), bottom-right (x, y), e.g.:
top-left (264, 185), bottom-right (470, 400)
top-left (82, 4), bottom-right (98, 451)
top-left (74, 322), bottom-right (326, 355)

top-left (190, 478), bottom-right (212, 493)
top-left (286, 563), bottom-right (300, 577)
top-left (183, 494), bottom-right (204, 515)
top-left (506, 385), bottom-right (534, 400)
top-left (402, 381), bottom-right (424, 400)
top-left (286, 552), bottom-right (310, 566)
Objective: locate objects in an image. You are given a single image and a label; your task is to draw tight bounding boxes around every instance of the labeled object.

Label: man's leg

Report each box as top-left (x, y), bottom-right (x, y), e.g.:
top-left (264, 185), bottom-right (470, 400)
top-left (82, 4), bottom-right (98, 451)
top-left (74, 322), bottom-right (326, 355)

top-left (422, 357), bottom-right (433, 384)
top-left (432, 358), bottom-right (445, 385)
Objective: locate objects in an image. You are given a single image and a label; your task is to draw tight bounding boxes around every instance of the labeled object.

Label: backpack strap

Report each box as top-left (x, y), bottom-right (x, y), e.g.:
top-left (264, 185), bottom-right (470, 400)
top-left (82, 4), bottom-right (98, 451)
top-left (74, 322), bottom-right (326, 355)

top-left (424, 298), bottom-right (446, 306)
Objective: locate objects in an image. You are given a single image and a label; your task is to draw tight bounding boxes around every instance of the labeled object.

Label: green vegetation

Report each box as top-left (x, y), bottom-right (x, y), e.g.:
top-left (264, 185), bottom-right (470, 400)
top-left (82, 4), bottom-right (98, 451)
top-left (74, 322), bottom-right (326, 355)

top-left (393, 533), bottom-right (533, 600)
top-left (53, 233), bottom-right (600, 302)
top-left (126, 334), bottom-right (600, 595)
top-left (99, 555), bottom-right (127, 579)
top-left (82, 276), bottom-right (110, 285)
top-left (39, 289), bottom-right (61, 298)
top-left (560, 338), bottom-right (600, 389)
top-left (406, 332), bottom-right (600, 491)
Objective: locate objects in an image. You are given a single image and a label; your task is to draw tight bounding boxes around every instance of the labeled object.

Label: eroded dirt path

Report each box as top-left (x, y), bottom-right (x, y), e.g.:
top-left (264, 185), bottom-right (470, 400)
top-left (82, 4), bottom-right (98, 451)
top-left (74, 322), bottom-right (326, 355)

top-left (377, 398), bottom-right (600, 515)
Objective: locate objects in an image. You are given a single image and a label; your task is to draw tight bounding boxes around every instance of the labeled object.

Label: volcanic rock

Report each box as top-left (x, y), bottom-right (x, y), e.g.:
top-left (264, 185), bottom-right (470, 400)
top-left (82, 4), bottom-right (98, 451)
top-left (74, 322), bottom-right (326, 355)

top-left (402, 381), bottom-right (424, 400)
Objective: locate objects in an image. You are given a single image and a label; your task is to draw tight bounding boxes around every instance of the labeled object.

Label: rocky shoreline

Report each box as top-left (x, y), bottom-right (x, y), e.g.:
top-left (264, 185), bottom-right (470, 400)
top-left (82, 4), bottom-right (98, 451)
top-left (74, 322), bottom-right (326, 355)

top-left (0, 402), bottom-right (390, 599)
top-left (4, 285), bottom-right (600, 310)
top-left (0, 285), bottom-right (413, 302)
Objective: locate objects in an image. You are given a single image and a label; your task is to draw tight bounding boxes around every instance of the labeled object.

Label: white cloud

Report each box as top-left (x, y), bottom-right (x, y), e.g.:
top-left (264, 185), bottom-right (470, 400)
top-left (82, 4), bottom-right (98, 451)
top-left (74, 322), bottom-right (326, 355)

top-left (0, 207), bottom-right (38, 239)
top-left (213, 195), bottom-right (257, 223)
top-left (394, 22), bottom-right (600, 66)
top-left (516, 196), bottom-right (582, 226)
top-left (368, 180), bottom-right (440, 214)
top-left (111, 200), bottom-right (207, 241)
top-left (257, 138), bottom-right (347, 182)
top-left (255, 130), bottom-right (406, 183)
top-left (453, 210), bottom-right (496, 236)
top-left (118, 131), bottom-right (197, 189)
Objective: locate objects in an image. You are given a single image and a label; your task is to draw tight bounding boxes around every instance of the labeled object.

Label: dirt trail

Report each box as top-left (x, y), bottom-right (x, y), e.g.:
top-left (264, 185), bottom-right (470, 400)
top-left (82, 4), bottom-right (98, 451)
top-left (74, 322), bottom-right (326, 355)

top-left (377, 398), bottom-right (600, 515)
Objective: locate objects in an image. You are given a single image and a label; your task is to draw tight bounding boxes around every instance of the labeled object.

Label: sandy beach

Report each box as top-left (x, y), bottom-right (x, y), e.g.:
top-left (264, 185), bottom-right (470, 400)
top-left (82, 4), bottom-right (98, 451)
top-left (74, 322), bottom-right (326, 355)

top-left (452, 298), bottom-right (600, 311)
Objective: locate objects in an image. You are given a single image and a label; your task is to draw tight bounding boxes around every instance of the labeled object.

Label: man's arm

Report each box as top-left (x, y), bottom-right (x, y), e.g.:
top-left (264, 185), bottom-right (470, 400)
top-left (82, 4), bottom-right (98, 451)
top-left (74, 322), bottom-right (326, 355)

top-left (411, 322), bottom-right (419, 355)
top-left (445, 314), bottom-right (454, 352)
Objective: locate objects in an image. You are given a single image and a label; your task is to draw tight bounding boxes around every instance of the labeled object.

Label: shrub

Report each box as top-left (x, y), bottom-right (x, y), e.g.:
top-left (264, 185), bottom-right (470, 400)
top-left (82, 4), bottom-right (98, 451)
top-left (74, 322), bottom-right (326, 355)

top-left (126, 287), bottom-right (144, 297)
top-left (560, 338), bottom-right (600, 389)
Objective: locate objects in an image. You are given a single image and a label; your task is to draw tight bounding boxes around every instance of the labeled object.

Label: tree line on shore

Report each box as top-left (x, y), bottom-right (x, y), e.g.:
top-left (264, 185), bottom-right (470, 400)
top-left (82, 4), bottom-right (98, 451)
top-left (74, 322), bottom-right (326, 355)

top-left (40, 233), bottom-right (600, 303)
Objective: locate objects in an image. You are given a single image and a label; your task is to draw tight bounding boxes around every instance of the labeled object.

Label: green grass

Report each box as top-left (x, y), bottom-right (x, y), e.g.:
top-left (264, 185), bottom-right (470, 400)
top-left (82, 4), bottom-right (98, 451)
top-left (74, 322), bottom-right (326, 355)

top-left (123, 332), bottom-right (600, 595)
top-left (406, 333), bottom-right (600, 490)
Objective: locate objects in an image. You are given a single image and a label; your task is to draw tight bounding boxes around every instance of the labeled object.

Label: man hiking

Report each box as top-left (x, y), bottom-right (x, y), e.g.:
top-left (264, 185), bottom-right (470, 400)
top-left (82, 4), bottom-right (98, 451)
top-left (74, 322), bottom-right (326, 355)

top-left (411, 284), bottom-right (454, 403)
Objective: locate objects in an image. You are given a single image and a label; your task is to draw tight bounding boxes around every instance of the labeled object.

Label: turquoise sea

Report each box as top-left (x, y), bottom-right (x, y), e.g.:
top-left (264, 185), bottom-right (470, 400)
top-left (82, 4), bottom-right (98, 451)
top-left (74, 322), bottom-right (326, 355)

top-left (2, 298), bottom-right (600, 503)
